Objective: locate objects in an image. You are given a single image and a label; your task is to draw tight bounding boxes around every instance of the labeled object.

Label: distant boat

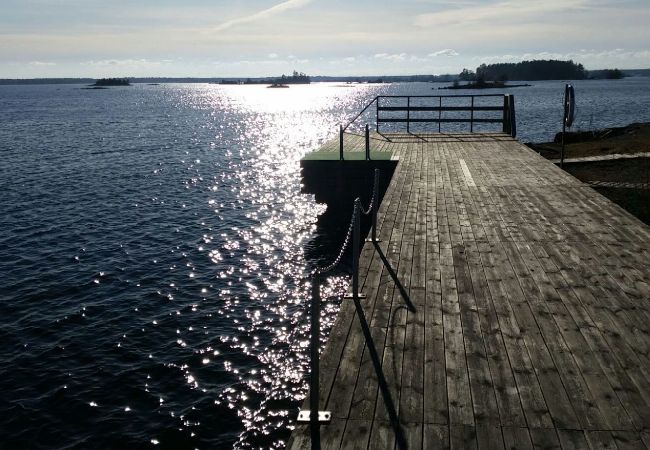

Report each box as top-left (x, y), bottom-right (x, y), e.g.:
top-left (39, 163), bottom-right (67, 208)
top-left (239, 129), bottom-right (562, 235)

top-left (267, 83), bottom-right (289, 88)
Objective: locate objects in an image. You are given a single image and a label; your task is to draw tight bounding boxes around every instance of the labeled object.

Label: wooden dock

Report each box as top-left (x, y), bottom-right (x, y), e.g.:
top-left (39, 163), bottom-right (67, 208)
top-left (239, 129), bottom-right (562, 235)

top-left (289, 132), bottom-right (650, 449)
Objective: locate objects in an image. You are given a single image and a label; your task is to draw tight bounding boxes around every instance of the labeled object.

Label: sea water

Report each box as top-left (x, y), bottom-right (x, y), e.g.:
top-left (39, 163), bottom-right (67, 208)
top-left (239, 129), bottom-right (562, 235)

top-left (1, 78), bottom-right (649, 449)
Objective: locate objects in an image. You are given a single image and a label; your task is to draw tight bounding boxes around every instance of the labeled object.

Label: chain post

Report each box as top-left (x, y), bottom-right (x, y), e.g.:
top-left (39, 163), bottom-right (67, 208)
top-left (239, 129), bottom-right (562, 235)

top-left (366, 169), bottom-right (382, 243)
top-left (345, 199), bottom-right (366, 300)
top-left (309, 274), bottom-right (320, 424)
top-left (297, 274), bottom-right (331, 432)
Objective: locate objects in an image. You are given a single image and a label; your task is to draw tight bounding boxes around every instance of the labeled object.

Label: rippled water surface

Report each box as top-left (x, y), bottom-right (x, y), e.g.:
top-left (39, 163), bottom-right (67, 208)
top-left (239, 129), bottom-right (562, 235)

top-left (1, 79), bottom-right (649, 449)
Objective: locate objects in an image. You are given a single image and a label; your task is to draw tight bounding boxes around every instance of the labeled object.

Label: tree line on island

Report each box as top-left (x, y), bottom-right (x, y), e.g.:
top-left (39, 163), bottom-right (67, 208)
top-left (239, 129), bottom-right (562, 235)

top-left (219, 71), bottom-right (311, 86)
top-left (442, 59), bottom-right (626, 89)
top-left (449, 59), bottom-right (625, 89)
top-left (2, 59), bottom-right (635, 86)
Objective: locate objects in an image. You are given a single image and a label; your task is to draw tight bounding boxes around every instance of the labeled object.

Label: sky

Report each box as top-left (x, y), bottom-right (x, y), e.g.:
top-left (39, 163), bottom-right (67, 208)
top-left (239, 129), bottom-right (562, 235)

top-left (1, 0), bottom-right (649, 78)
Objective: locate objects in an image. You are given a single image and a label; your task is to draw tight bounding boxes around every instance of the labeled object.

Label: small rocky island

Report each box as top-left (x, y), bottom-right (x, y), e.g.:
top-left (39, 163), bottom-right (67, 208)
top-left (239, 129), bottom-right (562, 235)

top-left (92, 78), bottom-right (131, 87)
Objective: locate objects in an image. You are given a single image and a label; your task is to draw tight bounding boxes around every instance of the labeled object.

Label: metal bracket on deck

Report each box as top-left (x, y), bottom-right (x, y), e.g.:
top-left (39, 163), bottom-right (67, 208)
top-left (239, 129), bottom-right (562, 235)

top-left (343, 293), bottom-right (367, 299)
top-left (297, 410), bottom-right (332, 424)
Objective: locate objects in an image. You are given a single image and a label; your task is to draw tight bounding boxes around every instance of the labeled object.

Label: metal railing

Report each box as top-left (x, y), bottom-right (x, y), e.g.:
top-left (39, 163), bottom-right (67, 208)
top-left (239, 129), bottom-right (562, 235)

top-left (338, 94), bottom-right (517, 158)
top-left (297, 169), bottom-right (413, 449)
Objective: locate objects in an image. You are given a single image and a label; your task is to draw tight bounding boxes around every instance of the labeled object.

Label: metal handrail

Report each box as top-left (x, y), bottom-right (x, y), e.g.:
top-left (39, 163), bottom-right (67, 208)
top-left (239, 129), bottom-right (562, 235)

top-left (342, 96), bottom-right (378, 131)
top-left (338, 94), bottom-right (516, 157)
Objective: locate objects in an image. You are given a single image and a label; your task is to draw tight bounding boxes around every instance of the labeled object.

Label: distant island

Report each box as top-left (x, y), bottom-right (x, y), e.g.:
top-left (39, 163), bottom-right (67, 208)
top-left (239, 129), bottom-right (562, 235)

top-left (588, 68), bottom-right (625, 79)
top-left (219, 71), bottom-right (311, 86)
top-left (92, 78), bottom-right (131, 87)
top-left (0, 65), bottom-right (647, 86)
top-left (471, 59), bottom-right (588, 81)
top-left (440, 80), bottom-right (531, 90)
top-left (439, 59), bottom-right (623, 89)
top-left (270, 71), bottom-right (310, 85)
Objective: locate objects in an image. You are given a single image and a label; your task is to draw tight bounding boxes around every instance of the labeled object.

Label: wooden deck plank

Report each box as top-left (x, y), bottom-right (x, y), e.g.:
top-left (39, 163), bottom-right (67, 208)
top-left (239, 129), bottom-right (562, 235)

top-left (289, 132), bottom-right (650, 450)
top-left (466, 241), bottom-right (528, 427)
top-left (557, 429), bottom-right (591, 450)
top-left (453, 244), bottom-right (501, 425)
top-left (502, 427), bottom-right (533, 450)
top-left (441, 244), bottom-right (475, 426)
top-left (423, 141), bottom-right (449, 425)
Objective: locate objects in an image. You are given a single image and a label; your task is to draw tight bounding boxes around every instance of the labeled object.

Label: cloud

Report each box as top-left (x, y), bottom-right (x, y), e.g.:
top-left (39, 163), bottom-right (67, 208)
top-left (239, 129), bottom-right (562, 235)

top-left (268, 53), bottom-right (279, 59)
top-left (29, 61), bottom-right (56, 66)
top-left (81, 58), bottom-right (172, 67)
top-left (374, 53), bottom-right (428, 63)
top-left (374, 52), bottom-right (408, 61)
top-left (414, 0), bottom-right (588, 27)
top-left (429, 49), bottom-right (459, 57)
top-left (213, 0), bottom-right (312, 33)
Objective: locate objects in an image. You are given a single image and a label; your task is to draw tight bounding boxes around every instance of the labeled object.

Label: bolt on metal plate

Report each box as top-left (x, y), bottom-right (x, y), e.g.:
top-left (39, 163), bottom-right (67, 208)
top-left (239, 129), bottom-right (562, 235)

top-left (297, 410), bottom-right (332, 423)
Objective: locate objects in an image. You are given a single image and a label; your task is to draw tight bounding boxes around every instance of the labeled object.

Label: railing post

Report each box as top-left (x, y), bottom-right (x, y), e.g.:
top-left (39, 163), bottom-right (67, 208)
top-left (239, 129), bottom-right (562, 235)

top-left (502, 95), bottom-right (510, 135)
top-left (406, 97), bottom-right (410, 133)
top-left (470, 96), bottom-right (475, 133)
top-left (339, 124), bottom-right (344, 161)
top-left (376, 97), bottom-right (380, 133)
top-left (508, 94), bottom-right (516, 138)
top-left (345, 199), bottom-right (366, 300)
top-left (438, 97), bottom-right (442, 132)
top-left (365, 124), bottom-right (370, 160)
top-left (560, 84), bottom-right (569, 169)
top-left (366, 169), bottom-right (382, 244)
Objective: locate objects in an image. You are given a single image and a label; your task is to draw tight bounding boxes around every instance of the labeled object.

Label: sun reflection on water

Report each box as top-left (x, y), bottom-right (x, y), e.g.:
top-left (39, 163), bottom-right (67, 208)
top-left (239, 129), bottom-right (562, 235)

top-left (172, 83), bottom-right (381, 448)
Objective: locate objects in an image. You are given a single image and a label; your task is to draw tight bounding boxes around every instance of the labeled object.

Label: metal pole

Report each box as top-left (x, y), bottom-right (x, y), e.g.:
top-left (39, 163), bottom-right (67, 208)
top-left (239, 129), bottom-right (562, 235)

top-left (309, 275), bottom-right (321, 445)
top-left (376, 97), bottom-right (380, 133)
top-left (352, 199), bottom-right (360, 298)
top-left (339, 124), bottom-right (344, 161)
top-left (560, 118), bottom-right (566, 169)
top-left (371, 169), bottom-right (380, 243)
top-left (406, 97), bottom-right (410, 133)
top-left (297, 274), bottom-right (330, 441)
top-left (438, 97), bottom-right (442, 132)
top-left (561, 86), bottom-right (567, 169)
top-left (365, 124), bottom-right (370, 160)
top-left (508, 95), bottom-right (516, 138)
top-left (344, 199), bottom-right (365, 300)
top-left (502, 95), bottom-right (509, 135)
top-left (470, 96), bottom-right (474, 133)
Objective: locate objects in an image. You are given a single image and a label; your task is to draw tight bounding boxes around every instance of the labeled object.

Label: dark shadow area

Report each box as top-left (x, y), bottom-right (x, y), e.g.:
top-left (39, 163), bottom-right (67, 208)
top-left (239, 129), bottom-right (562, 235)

top-left (372, 241), bottom-right (415, 312)
top-left (563, 157), bottom-right (650, 226)
top-left (351, 293), bottom-right (408, 450)
top-left (376, 132), bottom-right (513, 143)
top-left (592, 186), bottom-right (650, 225)
top-left (302, 161), bottom-right (396, 269)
